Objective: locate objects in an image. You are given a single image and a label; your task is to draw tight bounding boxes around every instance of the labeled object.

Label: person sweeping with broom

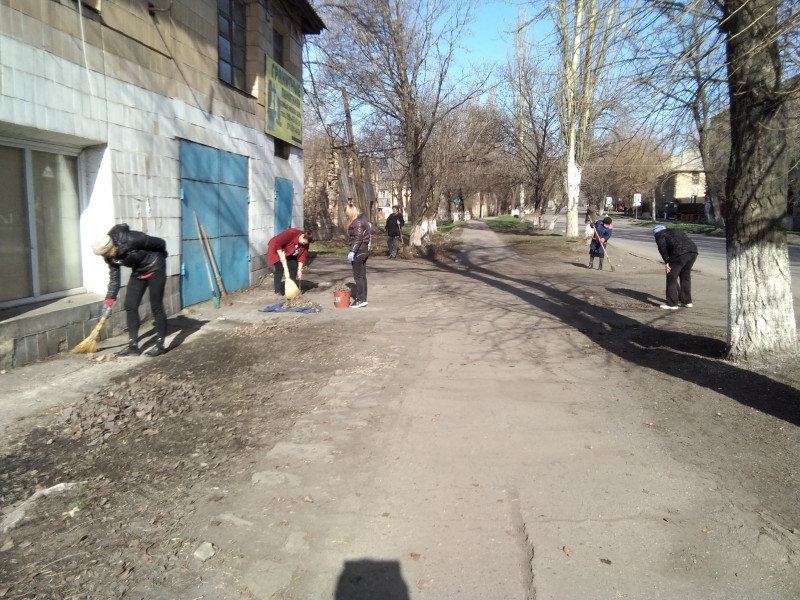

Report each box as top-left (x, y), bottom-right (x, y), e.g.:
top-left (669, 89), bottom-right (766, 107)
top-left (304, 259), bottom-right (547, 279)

top-left (588, 216), bottom-right (613, 270)
top-left (267, 228), bottom-right (313, 297)
top-left (90, 224), bottom-right (169, 357)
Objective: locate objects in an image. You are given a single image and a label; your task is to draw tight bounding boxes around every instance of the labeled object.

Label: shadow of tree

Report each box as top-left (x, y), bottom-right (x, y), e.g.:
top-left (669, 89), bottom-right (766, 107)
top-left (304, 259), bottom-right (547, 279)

top-left (435, 256), bottom-right (800, 427)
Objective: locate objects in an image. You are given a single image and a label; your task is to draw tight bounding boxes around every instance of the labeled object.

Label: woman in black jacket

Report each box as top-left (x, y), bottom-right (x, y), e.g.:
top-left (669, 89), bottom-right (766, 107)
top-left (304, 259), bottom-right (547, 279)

top-left (345, 203), bottom-right (371, 308)
top-left (92, 223), bottom-right (168, 356)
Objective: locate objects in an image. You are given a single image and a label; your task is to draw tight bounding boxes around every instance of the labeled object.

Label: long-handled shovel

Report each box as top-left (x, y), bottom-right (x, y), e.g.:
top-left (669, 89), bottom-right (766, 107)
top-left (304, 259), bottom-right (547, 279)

top-left (592, 229), bottom-right (616, 272)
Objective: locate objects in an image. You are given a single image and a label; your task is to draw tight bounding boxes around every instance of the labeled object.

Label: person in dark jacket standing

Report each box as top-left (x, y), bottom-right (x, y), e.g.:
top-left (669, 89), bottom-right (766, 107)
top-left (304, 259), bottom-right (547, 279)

top-left (92, 224), bottom-right (168, 356)
top-left (652, 224), bottom-right (699, 310)
top-left (346, 202), bottom-right (371, 308)
top-left (385, 205), bottom-right (404, 259)
top-left (588, 216), bottom-right (613, 269)
top-left (267, 228), bottom-right (313, 295)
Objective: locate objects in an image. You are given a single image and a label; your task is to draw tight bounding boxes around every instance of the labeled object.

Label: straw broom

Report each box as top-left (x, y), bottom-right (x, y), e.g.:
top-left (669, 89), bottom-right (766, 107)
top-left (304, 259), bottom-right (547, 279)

top-left (71, 304), bottom-right (113, 354)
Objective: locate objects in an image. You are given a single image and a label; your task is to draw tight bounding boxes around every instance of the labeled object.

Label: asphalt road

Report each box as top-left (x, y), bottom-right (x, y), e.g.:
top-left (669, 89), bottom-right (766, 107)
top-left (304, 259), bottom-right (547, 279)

top-left (606, 217), bottom-right (800, 304)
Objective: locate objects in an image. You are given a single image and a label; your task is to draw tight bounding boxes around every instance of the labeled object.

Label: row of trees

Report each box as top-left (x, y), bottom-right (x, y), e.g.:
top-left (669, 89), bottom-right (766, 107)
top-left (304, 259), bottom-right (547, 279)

top-left (304, 0), bottom-right (800, 362)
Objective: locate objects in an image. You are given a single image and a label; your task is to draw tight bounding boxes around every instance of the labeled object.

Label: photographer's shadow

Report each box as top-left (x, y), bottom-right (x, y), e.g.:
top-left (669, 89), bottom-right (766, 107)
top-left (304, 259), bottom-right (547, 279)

top-left (335, 559), bottom-right (409, 600)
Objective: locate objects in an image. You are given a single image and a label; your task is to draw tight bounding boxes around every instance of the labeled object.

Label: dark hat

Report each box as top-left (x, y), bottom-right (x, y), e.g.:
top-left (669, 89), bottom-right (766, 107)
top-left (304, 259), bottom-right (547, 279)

top-left (602, 217), bottom-right (612, 224)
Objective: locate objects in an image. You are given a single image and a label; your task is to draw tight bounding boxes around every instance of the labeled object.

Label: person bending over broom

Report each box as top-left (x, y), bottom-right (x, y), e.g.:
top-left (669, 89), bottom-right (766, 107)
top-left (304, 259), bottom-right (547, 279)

top-left (91, 224), bottom-right (169, 357)
top-left (267, 228), bottom-right (313, 296)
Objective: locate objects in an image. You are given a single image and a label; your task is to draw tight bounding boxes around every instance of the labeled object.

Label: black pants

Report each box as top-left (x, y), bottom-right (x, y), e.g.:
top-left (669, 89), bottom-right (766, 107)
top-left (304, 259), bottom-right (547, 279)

top-left (351, 253), bottom-right (368, 302)
top-left (124, 269), bottom-right (167, 343)
top-left (666, 252), bottom-right (697, 306)
top-left (273, 258), bottom-right (298, 294)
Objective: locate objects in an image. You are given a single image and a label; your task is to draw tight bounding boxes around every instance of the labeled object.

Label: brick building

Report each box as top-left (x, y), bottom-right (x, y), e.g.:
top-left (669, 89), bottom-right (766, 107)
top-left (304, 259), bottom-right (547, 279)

top-left (0, 0), bottom-right (323, 367)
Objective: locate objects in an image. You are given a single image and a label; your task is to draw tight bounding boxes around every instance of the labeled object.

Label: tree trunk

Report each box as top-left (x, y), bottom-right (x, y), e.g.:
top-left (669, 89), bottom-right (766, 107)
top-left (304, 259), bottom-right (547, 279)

top-left (565, 154), bottom-right (582, 238)
top-left (723, 0), bottom-right (797, 360)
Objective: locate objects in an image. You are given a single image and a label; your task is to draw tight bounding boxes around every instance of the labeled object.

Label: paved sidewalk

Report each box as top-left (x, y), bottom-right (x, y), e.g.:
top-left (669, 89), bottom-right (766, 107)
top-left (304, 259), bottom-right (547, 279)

top-left (2, 222), bottom-right (797, 599)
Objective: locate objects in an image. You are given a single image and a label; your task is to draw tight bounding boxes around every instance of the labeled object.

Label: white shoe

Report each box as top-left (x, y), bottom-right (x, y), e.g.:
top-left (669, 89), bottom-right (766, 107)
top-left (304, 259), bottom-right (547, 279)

top-left (659, 304), bottom-right (679, 310)
top-left (681, 303), bottom-right (693, 308)
top-left (350, 301), bottom-right (368, 308)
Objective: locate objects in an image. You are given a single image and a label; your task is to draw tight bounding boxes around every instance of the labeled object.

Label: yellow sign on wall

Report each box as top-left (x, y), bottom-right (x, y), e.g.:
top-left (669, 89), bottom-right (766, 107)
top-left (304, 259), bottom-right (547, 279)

top-left (265, 56), bottom-right (303, 148)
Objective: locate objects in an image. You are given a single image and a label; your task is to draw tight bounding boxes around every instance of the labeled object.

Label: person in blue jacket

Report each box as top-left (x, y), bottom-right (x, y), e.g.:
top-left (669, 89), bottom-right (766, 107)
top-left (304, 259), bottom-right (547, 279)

top-left (588, 216), bottom-right (613, 269)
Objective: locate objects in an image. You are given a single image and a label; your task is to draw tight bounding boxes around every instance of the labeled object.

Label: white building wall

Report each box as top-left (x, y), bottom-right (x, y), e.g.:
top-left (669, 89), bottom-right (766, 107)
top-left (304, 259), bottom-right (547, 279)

top-left (0, 24), bottom-right (298, 302)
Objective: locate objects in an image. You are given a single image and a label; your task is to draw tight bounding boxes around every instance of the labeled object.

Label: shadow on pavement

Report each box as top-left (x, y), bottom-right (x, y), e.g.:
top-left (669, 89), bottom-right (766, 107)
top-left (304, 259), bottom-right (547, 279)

top-left (435, 256), bottom-right (800, 427)
top-left (335, 559), bottom-right (410, 600)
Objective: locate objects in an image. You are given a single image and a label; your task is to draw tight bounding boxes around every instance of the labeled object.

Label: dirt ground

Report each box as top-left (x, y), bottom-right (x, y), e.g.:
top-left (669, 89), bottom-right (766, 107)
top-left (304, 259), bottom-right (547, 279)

top-left (1, 222), bottom-right (799, 599)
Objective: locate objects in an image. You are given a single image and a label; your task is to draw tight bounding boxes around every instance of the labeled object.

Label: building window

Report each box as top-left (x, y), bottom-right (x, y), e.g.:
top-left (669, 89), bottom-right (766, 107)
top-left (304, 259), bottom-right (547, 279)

top-left (273, 30), bottom-right (285, 67)
top-left (692, 172), bottom-right (700, 185)
top-left (274, 138), bottom-right (290, 160)
top-left (218, 0), bottom-right (246, 90)
top-left (0, 143), bottom-right (82, 304)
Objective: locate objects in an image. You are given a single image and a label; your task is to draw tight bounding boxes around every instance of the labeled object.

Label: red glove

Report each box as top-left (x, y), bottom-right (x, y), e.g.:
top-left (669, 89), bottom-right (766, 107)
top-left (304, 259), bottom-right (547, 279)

top-left (103, 298), bottom-right (115, 307)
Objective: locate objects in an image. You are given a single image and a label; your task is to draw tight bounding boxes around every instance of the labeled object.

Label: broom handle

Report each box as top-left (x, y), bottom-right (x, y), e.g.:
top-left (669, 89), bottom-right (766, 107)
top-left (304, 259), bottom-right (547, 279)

top-left (592, 228), bottom-right (615, 272)
top-left (199, 224), bottom-right (230, 304)
top-left (194, 212), bottom-right (217, 298)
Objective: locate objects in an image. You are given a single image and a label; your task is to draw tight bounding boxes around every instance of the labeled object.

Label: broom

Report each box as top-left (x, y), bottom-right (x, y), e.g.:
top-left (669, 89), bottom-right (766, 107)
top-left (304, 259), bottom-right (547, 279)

top-left (592, 229), bottom-right (616, 272)
top-left (398, 229), bottom-right (412, 260)
top-left (71, 304), bottom-right (113, 354)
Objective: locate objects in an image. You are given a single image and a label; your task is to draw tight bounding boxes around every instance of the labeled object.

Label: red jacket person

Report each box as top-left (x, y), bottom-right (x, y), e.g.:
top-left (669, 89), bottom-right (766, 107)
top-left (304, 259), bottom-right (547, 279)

top-left (267, 228), bottom-right (313, 295)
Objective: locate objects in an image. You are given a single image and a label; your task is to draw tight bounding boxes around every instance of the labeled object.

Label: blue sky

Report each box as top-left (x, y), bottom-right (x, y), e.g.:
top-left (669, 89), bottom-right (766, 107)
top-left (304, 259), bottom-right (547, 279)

top-left (458, 2), bottom-right (553, 78)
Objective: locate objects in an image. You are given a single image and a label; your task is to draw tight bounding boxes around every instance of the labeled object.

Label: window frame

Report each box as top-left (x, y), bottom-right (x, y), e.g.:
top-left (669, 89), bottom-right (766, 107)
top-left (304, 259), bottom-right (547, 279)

top-left (218, 0), bottom-right (247, 91)
top-left (0, 137), bottom-right (85, 308)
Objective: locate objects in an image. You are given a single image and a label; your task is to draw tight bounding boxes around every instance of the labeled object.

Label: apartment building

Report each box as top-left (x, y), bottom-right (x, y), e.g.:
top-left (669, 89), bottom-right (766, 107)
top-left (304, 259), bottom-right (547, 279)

top-left (0, 0), bottom-right (323, 367)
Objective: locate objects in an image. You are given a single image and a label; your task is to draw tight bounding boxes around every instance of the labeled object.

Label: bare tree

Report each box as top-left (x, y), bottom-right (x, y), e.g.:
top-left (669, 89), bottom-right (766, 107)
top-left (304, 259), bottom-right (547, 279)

top-left (635, 2), bottom-right (729, 228)
top-left (311, 0), bottom-right (488, 246)
top-left (547, 0), bottom-right (629, 238)
top-left (721, 0), bottom-right (799, 360)
top-left (506, 12), bottom-right (562, 228)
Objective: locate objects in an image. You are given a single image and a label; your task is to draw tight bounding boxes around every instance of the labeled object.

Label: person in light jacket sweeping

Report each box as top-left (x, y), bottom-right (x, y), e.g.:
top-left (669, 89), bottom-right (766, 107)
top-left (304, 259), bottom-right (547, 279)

top-left (92, 224), bottom-right (168, 357)
top-left (652, 224), bottom-right (698, 310)
top-left (346, 203), bottom-right (371, 308)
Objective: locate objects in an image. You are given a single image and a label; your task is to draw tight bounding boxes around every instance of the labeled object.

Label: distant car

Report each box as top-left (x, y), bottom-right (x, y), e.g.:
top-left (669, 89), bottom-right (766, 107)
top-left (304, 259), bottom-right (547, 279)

top-left (616, 205), bottom-right (625, 212)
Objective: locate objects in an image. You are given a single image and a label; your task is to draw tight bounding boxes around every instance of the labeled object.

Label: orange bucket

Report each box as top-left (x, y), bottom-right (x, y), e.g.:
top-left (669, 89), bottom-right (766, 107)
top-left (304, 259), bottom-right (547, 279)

top-left (333, 290), bottom-right (351, 308)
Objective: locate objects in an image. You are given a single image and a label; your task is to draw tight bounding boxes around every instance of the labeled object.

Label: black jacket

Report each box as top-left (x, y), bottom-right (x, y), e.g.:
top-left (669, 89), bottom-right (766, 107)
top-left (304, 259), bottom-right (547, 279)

top-left (104, 224), bottom-right (167, 300)
top-left (654, 228), bottom-right (698, 263)
top-left (385, 212), bottom-right (404, 237)
top-left (348, 214), bottom-right (372, 257)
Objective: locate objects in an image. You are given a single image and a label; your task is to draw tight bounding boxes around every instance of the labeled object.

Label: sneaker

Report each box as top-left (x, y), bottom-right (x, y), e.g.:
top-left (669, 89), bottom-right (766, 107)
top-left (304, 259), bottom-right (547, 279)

top-left (659, 304), bottom-right (679, 310)
top-left (350, 301), bottom-right (368, 308)
top-left (681, 303), bottom-right (693, 308)
top-left (115, 344), bottom-right (141, 357)
top-left (145, 345), bottom-right (167, 357)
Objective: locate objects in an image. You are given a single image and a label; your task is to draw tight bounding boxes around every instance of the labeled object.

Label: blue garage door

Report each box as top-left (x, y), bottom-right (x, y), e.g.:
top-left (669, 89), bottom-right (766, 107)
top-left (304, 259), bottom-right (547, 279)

top-left (274, 177), bottom-right (293, 233)
top-left (180, 141), bottom-right (249, 307)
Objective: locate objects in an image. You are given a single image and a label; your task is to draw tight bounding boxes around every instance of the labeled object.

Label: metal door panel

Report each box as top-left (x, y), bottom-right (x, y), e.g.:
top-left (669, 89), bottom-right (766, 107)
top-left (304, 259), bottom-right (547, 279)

top-left (274, 177), bottom-right (293, 233)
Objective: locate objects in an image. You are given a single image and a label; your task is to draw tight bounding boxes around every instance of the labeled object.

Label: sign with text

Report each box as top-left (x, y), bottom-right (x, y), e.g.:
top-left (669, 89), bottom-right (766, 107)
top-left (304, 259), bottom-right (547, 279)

top-left (605, 196), bottom-right (613, 206)
top-left (265, 56), bottom-right (303, 148)
top-left (633, 193), bottom-right (642, 206)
